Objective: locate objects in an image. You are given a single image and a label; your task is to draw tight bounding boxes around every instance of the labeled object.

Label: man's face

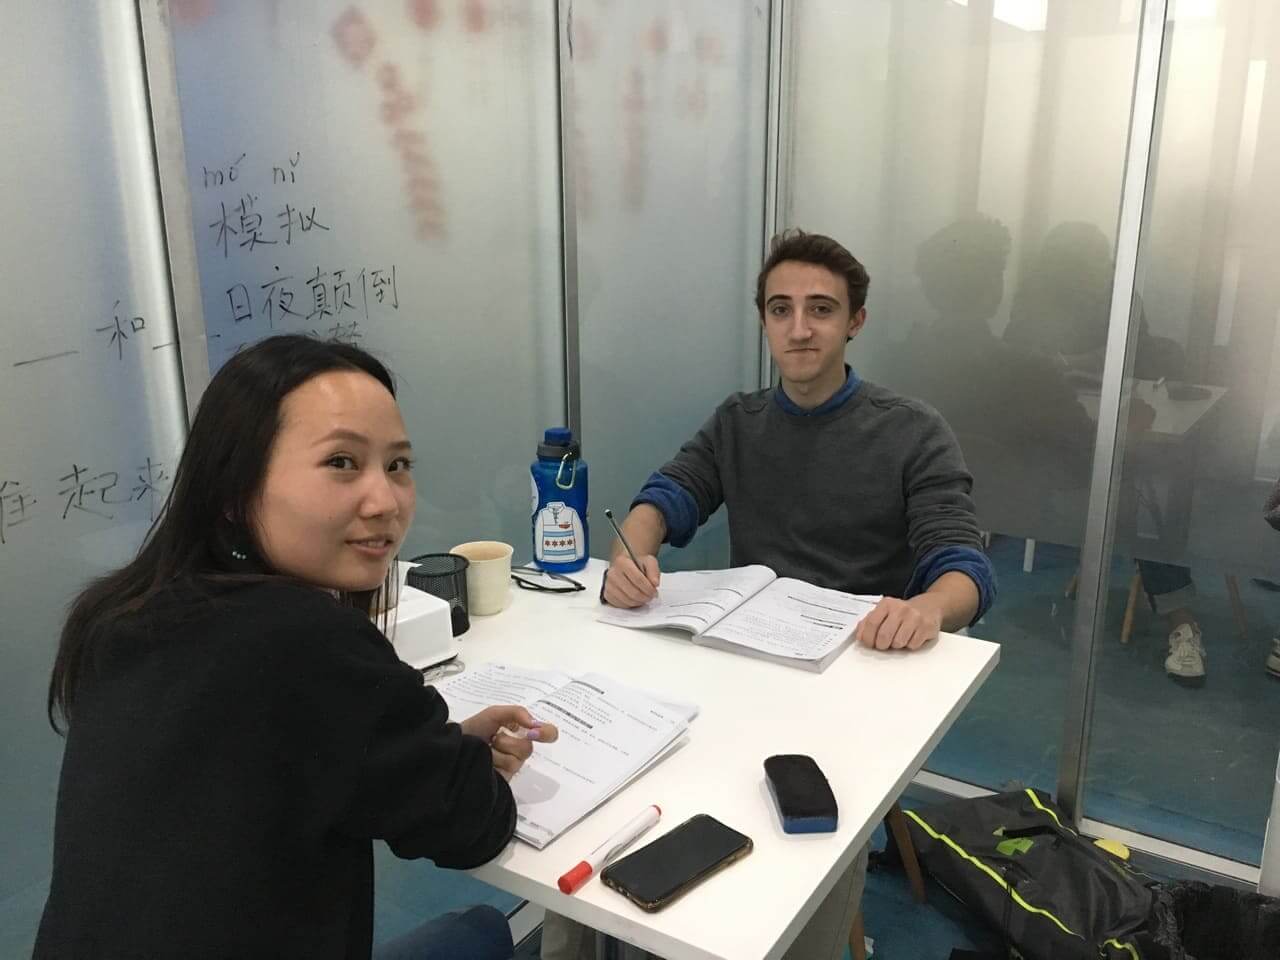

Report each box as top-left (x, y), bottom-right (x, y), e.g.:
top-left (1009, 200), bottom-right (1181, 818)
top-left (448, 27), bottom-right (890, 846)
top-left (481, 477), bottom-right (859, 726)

top-left (761, 260), bottom-right (866, 387)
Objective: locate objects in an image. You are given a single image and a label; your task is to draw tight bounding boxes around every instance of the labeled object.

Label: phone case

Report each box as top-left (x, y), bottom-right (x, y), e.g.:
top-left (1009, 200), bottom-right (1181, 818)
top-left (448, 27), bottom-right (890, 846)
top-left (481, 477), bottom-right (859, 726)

top-left (764, 754), bottom-right (838, 833)
top-left (600, 814), bottom-right (753, 912)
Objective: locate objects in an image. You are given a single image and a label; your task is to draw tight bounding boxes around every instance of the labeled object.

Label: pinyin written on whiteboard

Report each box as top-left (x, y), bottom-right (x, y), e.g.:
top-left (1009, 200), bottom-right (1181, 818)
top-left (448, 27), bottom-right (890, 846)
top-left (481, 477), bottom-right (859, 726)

top-left (198, 149), bottom-right (402, 364)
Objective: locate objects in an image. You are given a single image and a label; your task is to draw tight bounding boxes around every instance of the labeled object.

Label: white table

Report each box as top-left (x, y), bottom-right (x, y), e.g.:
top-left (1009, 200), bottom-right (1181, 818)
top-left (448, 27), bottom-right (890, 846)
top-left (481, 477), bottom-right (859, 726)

top-left (459, 560), bottom-right (999, 960)
top-left (1078, 379), bottom-right (1228, 560)
top-left (1077, 379), bottom-right (1227, 442)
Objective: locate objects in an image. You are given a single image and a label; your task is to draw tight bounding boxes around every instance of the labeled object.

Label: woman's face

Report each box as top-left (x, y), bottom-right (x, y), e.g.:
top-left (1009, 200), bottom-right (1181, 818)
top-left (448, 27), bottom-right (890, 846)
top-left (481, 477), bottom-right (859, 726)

top-left (253, 370), bottom-right (416, 592)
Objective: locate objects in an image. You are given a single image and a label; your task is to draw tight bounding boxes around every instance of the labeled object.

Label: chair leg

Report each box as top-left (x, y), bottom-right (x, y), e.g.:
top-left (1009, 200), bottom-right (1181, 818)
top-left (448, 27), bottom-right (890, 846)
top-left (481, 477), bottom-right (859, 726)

top-left (1120, 567), bottom-right (1141, 645)
top-left (1023, 538), bottom-right (1036, 573)
top-left (848, 909), bottom-right (866, 960)
top-left (885, 802), bottom-right (927, 904)
top-left (1226, 574), bottom-right (1248, 642)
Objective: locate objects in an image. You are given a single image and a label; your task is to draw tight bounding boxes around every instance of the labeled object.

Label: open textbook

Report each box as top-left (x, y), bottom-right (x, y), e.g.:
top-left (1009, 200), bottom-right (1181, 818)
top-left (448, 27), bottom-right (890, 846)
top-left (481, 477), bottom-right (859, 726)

top-left (436, 662), bottom-right (696, 849)
top-left (598, 565), bottom-right (880, 673)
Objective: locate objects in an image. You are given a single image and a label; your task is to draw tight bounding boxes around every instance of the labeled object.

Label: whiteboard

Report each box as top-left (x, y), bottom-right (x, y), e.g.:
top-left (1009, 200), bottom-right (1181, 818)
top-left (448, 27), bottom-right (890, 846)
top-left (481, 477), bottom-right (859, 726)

top-left (571, 0), bottom-right (768, 571)
top-left (169, 0), bottom-right (566, 559)
top-left (0, 4), bottom-right (186, 952)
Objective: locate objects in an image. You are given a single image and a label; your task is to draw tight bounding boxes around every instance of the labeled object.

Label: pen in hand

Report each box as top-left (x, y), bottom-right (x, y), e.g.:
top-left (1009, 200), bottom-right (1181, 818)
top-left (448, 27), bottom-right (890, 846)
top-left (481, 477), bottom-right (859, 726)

top-left (604, 508), bottom-right (644, 573)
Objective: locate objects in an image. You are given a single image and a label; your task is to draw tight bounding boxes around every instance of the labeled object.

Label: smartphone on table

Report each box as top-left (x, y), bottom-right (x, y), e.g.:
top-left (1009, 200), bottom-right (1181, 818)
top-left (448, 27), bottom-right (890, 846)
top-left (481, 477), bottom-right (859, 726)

top-left (600, 814), bottom-right (752, 912)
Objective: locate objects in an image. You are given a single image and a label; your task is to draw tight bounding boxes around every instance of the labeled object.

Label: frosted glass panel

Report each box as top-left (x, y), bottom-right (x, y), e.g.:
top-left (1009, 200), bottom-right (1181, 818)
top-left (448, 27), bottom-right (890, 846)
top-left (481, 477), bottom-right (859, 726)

top-left (574, 0), bottom-right (767, 570)
top-left (170, 0), bottom-right (564, 563)
top-left (1086, 0), bottom-right (1280, 865)
top-left (0, 4), bottom-right (185, 953)
top-left (786, 0), bottom-right (1138, 795)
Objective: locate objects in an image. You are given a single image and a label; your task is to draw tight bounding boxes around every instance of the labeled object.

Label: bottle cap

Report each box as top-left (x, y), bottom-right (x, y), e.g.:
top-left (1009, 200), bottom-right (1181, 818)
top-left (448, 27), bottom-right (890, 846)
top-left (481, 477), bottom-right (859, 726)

top-left (538, 427), bottom-right (580, 461)
top-left (543, 427), bottom-right (573, 446)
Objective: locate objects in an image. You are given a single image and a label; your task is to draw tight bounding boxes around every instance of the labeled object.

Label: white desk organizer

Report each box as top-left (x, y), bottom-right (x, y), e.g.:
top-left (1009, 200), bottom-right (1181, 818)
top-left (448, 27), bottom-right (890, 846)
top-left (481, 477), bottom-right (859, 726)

top-left (382, 560), bottom-right (459, 671)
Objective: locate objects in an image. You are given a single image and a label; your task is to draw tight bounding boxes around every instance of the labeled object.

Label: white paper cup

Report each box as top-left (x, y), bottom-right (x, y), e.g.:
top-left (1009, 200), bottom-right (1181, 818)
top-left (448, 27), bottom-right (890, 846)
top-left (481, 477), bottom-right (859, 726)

top-left (449, 541), bottom-right (513, 616)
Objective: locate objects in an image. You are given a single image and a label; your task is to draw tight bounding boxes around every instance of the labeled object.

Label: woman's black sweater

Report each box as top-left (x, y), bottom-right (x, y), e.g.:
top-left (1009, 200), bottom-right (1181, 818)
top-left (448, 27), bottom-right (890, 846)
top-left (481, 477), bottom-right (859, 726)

top-left (34, 579), bottom-right (514, 959)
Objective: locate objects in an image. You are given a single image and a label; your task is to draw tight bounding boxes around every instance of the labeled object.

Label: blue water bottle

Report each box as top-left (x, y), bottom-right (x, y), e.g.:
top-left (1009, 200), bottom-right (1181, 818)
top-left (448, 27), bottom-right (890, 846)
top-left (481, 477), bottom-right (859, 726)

top-left (531, 427), bottom-right (589, 573)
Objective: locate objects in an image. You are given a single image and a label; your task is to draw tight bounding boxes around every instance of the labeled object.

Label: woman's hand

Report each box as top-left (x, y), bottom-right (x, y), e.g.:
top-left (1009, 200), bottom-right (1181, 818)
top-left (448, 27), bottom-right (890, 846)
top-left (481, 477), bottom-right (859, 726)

top-left (460, 705), bottom-right (559, 781)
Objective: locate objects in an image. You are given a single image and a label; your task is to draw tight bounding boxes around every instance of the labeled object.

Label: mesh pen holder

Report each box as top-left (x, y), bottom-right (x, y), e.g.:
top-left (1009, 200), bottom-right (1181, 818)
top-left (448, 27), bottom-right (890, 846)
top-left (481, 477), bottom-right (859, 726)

top-left (407, 553), bottom-right (470, 637)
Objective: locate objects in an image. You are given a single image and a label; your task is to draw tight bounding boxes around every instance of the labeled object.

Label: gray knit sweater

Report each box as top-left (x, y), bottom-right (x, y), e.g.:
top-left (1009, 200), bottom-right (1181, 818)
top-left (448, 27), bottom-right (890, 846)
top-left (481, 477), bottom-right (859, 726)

top-left (654, 380), bottom-right (986, 598)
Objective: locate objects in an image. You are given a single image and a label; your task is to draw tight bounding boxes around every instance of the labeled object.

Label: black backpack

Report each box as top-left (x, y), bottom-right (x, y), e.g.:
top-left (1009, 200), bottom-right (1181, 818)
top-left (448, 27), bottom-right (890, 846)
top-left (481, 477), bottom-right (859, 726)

top-left (904, 788), bottom-right (1156, 959)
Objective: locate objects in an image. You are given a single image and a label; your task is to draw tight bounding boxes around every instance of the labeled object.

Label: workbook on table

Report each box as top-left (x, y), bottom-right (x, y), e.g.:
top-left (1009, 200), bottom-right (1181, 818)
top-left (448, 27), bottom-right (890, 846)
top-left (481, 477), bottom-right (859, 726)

top-left (436, 662), bottom-right (696, 849)
top-left (598, 565), bottom-right (880, 673)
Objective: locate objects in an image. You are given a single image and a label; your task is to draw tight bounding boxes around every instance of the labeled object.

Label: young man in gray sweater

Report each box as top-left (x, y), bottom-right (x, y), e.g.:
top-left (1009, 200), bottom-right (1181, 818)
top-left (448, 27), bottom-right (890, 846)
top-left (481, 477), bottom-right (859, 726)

top-left (541, 231), bottom-right (995, 959)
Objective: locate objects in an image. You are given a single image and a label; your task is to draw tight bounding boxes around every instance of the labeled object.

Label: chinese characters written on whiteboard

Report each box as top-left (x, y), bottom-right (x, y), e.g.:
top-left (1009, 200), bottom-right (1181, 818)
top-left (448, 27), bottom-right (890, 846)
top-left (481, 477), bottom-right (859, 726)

top-left (11, 299), bottom-right (169, 369)
top-left (205, 151), bottom-right (330, 258)
top-left (0, 456), bottom-right (171, 546)
top-left (225, 263), bottom-right (398, 344)
top-left (201, 149), bottom-right (402, 348)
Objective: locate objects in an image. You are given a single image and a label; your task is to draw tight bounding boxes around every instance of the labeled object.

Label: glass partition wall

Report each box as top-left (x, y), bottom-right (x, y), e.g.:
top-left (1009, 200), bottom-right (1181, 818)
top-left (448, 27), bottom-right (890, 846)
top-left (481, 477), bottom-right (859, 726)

top-left (783, 0), bottom-right (1138, 806)
top-left (571, 0), bottom-right (769, 573)
top-left (783, 0), bottom-right (1276, 881)
top-left (168, 0), bottom-right (566, 559)
top-left (1083, 0), bottom-right (1280, 870)
top-left (1, 4), bottom-right (187, 953)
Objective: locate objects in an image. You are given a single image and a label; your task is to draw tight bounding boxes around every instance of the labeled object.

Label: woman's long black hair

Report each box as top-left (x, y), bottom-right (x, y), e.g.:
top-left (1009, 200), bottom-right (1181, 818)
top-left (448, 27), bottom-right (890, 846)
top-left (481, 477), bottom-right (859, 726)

top-left (48, 335), bottom-right (402, 732)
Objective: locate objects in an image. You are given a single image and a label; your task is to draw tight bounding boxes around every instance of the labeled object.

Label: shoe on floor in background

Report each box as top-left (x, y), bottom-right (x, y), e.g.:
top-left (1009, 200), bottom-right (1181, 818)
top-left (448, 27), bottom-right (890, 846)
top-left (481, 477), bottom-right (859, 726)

top-left (1164, 622), bottom-right (1205, 686)
top-left (1267, 636), bottom-right (1280, 680)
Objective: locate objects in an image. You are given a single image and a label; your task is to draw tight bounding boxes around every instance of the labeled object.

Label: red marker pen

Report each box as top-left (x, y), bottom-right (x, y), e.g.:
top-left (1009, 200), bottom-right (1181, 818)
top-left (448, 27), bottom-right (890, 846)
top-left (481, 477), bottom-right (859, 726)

top-left (557, 805), bottom-right (662, 895)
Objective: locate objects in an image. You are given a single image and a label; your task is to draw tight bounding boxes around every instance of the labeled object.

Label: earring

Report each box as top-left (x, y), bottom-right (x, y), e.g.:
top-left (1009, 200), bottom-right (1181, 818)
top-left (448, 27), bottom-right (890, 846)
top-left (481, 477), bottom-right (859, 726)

top-left (220, 526), bottom-right (257, 568)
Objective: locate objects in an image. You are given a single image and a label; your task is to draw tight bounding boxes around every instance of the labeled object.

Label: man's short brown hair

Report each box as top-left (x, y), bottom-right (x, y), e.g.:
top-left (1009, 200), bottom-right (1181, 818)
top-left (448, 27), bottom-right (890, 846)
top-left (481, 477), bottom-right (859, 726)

top-left (755, 229), bottom-right (871, 314)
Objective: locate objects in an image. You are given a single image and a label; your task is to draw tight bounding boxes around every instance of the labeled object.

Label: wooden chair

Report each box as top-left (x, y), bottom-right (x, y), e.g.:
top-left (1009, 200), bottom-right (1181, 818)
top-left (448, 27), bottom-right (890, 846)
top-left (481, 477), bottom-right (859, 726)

top-left (1114, 562), bottom-right (1246, 646)
top-left (1065, 561), bottom-right (1248, 646)
top-left (849, 802), bottom-right (926, 960)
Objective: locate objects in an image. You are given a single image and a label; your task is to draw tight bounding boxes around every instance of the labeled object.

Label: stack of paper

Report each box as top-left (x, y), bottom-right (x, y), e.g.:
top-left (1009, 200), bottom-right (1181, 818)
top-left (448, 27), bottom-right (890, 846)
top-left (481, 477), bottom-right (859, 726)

top-left (437, 662), bottom-right (696, 848)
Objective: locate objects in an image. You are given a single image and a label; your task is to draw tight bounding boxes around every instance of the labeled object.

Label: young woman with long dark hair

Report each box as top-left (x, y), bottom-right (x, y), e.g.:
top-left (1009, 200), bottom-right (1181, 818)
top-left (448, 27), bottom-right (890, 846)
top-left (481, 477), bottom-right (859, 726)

top-left (35, 335), bottom-right (553, 959)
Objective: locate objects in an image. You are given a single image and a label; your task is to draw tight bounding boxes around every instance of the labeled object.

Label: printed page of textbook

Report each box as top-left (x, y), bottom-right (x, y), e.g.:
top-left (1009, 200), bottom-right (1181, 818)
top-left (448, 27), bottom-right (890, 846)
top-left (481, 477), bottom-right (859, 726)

top-left (438, 665), bottom-right (690, 848)
top-left (700, 578), bottom-right (880, 666)
top-left (510, 672), bottom-right (688, 847)
top-left (596, 564), bottom-right (776, 634)
top-left (436, 662), bottom-right (573, 720)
